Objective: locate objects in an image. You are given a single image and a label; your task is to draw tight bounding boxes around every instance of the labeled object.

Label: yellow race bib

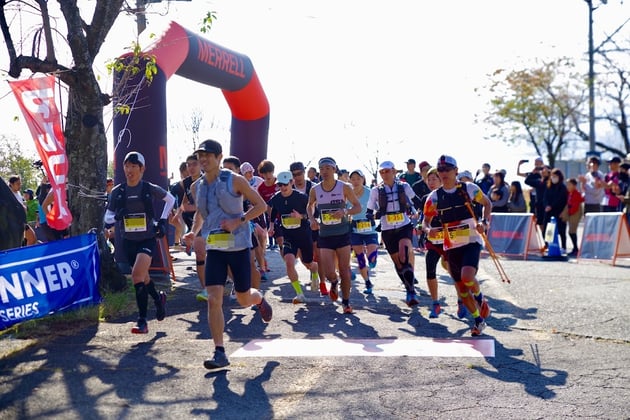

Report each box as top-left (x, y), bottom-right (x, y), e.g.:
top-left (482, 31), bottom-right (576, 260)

top-left (206, 230), bottom-right (235, 249)
top-left (123, 213), bottom-right (147, 233)
top-left (355, 220), bottom-right (372, 233)
top-left (281, 214), bottom-right (302, 229)
top-left (321, 209), bottom-right (342, 225)
top-left (385, 212), bottom-right (404, 224)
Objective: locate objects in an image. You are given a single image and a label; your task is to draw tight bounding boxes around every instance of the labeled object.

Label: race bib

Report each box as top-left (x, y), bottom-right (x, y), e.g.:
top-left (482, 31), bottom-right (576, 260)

top-left (444, 223), bottom-right (472, 248)
top-left (385, 212), bottom-right (404, 224)
top-left (123, 213), bottom-right (147, 232)
top-left (355, 220), bottom-right (372, 233)
top-left (281, 214), bottom-right (301, 229)
top-left (206, 230), bottom-right (235, 249)
top-left (321, 209), bottom-right (342, 225)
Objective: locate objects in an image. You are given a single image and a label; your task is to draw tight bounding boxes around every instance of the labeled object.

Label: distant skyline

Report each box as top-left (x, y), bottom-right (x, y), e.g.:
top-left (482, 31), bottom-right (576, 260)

top-left (2, 0), bottom-right (629, 183)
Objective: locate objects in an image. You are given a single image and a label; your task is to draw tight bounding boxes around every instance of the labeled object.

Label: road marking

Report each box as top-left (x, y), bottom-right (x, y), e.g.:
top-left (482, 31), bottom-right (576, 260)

top-left (231, 338), bottom-right (494, 358)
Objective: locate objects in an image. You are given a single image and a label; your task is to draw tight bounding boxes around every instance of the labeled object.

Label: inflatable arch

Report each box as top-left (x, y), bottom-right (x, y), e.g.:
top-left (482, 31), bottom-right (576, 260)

top-left (113, 21), bottom-right (270, 187)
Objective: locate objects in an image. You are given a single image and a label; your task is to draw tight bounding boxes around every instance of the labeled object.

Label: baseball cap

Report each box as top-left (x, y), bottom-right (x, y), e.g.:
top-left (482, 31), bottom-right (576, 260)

top-left (318, 157), bottom-right (337, 168)
top-left (124, 151), bottom-right (145, 166)
top-left (418, 161), bottom-right (431, 170)
top-left (379, 161), bottom-right (395, 170)
top-left (194, 139), bottom-right (222, 155)
top-left (405, 158), bottom-right (416, 164)
top-left (276, 171), bottom-right (293, 185)
top-left (289, 161), bottom-right (305, 172)
top-left (608, 156), bottom-right (622, 164)
top-left (350, 169), bottom-right (364, 178)
top-left (240, 162), bottom-right (254, 173)
top-left (437, 155), bottom-right (457, 168)
top-left (457, 170), bottom-right (473, 181)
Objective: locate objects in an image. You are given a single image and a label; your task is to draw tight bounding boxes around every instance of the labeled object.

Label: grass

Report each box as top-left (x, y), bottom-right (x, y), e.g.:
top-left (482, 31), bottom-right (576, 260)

top-left (0, 284), bottom-right (136, 341)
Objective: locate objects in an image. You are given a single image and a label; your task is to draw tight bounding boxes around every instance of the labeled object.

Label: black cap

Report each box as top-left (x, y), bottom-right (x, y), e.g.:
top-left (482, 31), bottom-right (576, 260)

top-left (195, 139), bottom-right (222, 155)
top-left (608, 156), bottom-right (622, 164)
top-left (405, 158), bottom-right (416, 164)
top-left (289, 161), bottom-right (305, 172)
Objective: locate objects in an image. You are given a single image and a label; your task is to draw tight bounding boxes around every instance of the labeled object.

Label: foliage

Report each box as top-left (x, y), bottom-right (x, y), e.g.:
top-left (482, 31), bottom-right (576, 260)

top-left (0, 134), bottom-right (41, 190)
top-left (483, 58), bottom-right (587, 167)
top-left (200, 11), bottom-right (217, 34)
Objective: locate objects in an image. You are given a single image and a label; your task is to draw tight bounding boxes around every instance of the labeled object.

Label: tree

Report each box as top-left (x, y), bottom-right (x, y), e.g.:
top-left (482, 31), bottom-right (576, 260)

top-left (483, 58), bottom-right (587, 167)
top-left (1, 1), bottom-right (128, 290)
top-left (0, 134), bottom-right (40, 191)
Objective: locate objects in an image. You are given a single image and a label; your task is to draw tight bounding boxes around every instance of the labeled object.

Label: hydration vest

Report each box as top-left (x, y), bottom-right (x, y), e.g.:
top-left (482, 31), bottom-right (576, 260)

top-left (377, 181), bottom-right (410, 213)
top-left (435, 182), bottom-right (473, 224)
top-left (111, 181), bottom-right (154, 221)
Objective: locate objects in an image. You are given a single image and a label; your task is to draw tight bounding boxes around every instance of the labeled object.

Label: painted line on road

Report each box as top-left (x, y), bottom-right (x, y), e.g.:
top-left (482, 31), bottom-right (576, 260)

top-left (231, 338), bottom-right (494, 358)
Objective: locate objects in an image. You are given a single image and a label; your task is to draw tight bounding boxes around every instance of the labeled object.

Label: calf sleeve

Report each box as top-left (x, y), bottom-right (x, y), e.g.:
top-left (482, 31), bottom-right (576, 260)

top-left (134, 283), bottom-right (148, 319)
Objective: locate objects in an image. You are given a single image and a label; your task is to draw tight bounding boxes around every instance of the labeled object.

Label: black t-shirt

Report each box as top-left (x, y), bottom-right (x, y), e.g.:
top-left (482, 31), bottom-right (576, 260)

top-left (268, 190), bottom-right (310, 233)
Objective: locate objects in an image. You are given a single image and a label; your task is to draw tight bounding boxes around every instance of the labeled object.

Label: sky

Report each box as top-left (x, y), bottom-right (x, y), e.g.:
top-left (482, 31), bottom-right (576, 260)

top-left (1, 0), bottom-right (629, 184)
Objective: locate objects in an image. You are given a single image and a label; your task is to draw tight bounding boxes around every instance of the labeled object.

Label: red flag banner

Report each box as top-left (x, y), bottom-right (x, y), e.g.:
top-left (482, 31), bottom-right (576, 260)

top-left (9, 76), bottom-right (72, 230)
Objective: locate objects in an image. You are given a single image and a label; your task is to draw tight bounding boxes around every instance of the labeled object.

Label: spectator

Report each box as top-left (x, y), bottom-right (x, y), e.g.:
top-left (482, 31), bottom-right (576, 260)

top-left (488, 170), bottom-right (509, 212)
top-left (507, 181), bottom-right (527, 213)
top-left (516, 157), bottom-right (544, 213)
top-left (603, 156), bottom-right (622, 212)
top-left (525, 165), bottom-right (551, 230)
top-left (474, 163), bottom-right (493, 195)
top-left (579, 156), bottom-right (605, 213)
top-left (23, 189), bottom-right (38, 226)
top-left (543, 168), bottom-right (569, 251)
top-left (566, 178), bottom-right (584, 256)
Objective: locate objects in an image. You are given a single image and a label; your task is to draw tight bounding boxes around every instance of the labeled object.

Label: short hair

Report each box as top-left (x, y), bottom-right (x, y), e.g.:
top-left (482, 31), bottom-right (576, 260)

top-left (186, 154), bottom-right (197, 162)
top-left (179, 162), bottom-right (188, 172)
top-left (9, 175), bottom-right (20, 184)
top-left (588, 156), bottom-right (600, 166)
top-left (567, 177), bottom-right (578, 186)
top-left (258, 159), bottom-right (275, 174)
top-left (223, 156), bottom-right (241, 169)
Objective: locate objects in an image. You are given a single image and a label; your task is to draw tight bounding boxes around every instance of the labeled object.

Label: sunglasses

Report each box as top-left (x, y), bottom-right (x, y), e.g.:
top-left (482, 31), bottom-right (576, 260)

top-left (379, 169), bottom-right (392, 174)
top-left (437, 166), bottom-right (454, 172)
top-left (277, 182), bottom-right (289, 187)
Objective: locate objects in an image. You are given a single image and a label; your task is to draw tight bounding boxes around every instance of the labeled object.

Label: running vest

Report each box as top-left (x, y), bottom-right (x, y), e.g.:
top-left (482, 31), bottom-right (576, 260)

top-left (313, 180), bottom-right (350, 237)
top-left (377, 181), bottom-right (410, 214)
top-left (197, 169), bottom-right (251, 251)
top-left (111, 181), bottom-right (155, 221)
top-left (435, 182), bottom-right (472, 224)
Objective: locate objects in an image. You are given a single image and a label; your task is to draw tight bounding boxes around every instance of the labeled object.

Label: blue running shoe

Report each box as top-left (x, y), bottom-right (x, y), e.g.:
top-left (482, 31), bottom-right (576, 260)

top-left (406, 292), bottom-right (419, 307)
top-left (457, 301), bottom-right (469, 319)
top-left (429, 301), bottom-right (441, 318)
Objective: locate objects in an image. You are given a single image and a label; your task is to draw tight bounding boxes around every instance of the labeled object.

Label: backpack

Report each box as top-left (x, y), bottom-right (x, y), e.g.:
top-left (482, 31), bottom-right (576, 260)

top-left (377, 181), bottom-right (410, 213)
top-left (112, 181), bottom-right (155, 221)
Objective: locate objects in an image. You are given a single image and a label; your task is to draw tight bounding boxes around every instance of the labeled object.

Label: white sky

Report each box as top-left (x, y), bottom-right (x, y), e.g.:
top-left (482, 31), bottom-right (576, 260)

top-left (1, 0), bottom-right (629, 182)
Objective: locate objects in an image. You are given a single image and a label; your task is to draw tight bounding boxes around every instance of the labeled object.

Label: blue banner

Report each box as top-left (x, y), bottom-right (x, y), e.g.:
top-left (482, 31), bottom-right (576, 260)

top-left (0, 233), bottom-right (101, 330)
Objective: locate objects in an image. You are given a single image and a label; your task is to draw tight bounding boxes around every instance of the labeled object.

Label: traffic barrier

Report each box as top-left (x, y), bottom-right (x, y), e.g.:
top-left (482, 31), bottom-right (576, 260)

top-left (150, 236), bottom-right (177, 282)
top-left (486, 213), bottom-right (544, 259)
top-left (578, 212), bottom-right (630, 266)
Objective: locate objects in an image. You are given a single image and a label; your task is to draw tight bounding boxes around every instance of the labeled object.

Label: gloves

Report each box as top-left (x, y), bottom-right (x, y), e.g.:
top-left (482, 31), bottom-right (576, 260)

top-left (114, 208), bottom-right (127, 221)
top-left (365, 210), bottom-right (374, 221)
top-left (155, 219), bottom-right (168, 238)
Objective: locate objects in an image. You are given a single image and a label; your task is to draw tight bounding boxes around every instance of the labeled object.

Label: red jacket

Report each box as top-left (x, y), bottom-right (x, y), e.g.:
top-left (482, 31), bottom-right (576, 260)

top-left (567, 189), bottom-right (585, 215)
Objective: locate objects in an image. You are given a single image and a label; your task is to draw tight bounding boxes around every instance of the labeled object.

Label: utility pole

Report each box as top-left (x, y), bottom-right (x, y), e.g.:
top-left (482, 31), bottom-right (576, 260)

top-left (134, 0), bottom-right (192, 35)
top-left (587, 0), bottom-right (597, 157)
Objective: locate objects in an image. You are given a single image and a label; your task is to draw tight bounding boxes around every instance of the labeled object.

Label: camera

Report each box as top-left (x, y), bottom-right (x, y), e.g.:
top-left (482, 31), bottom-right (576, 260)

top-left (32, 160), bottom-right (43, 169)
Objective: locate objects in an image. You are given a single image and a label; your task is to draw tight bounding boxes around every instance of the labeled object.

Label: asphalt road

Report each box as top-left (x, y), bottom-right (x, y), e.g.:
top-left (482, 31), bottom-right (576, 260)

top-left (1, 242), bottom-right (629, 419)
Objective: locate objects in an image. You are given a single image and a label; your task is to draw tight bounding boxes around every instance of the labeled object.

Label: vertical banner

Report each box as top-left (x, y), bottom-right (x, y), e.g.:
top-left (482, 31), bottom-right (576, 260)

top-left (9, 76), bottom-right (72, 231)
top-left (0, 233), bottom-right (101, 330)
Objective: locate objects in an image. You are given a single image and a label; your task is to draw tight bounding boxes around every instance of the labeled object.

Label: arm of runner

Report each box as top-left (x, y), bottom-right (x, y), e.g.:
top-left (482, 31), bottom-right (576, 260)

top-left (343, 182), bottom-right (362, 216)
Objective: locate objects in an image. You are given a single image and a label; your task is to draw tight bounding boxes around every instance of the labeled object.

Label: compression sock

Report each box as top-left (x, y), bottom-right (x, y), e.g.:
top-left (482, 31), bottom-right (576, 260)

top-left (134, 283), bottom-right (148, 319)
top-left (146, 280), bottom-right (160, 301)
top-left (291, 280), bottom-right (303, 295)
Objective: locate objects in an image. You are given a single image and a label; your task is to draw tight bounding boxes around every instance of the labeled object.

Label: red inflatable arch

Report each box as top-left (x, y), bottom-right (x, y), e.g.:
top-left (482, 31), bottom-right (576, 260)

top-left (113, 21), bottom-right (270, 187)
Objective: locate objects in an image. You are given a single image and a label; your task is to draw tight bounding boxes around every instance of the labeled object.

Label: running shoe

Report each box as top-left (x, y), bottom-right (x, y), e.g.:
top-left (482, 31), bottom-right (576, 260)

top-left (368, 260), bottom-right (377, 269)
top-left (363, 280), bottom-right (374, 295)
top-left (405, 292), bottom-right (419, 307)
top-left (292, 294), bottom-right (306, 304)
top-left (329, 281), bottom-right (339, 302)
top-left (350, 270), bottom-right (356, 281)
top-left (259, 269), bottom-right (268, 282)
top-left (196, 289), bottom-right (208, 302)
top-left (229, 285), bottom-right (237, 301)
top-left (258, 297), bottom-right (273, 323)
top-left (204, 350), bottom-right (230, 370)
top-left (343, 303), bottom-right (353, 314)
top-left (457, 301), bottom-right (469, 319)
top-left (319, 281), bottom-right (329, 296)
top-left (479, 298), bottom-right (491, 319)
top-left (131, 318), bottom-right (148, 334)
top-left (156, 291), bottom-right (167, 321)
top-left (471, 320), bottom-right (487, 337)
top-left (429, 301), bottom-right (441, 318)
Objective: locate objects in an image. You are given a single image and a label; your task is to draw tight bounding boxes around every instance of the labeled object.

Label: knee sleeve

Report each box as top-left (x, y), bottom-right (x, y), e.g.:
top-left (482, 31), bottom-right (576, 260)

top-left (356, 252), bottom-right (367, 270)
top-left (397, 263), bottom-right (415, 292)
top-left (368, 250), bottom-right (378, 264)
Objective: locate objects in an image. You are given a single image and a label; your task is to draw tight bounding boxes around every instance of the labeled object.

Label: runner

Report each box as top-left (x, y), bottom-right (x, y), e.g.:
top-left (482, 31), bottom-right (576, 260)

top-left (348, 169), bottom-right (379, 294)
top-left (366, 161), bottom-right (422, 306)
top-left (182, 139), bottom-right (272, 370)
top-left (104, 151), bottom-right (175, 334)
top-left (307, 157), bottom-right (361, 313)
top-left (421, 155), bottom-right (492, 336)
top-left (268, 171), bottom-right (319, 303)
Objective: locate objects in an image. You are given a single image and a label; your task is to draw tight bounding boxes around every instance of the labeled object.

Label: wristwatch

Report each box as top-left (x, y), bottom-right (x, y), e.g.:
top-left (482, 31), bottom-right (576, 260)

top-left (240, 215), bottom-right (246, 222)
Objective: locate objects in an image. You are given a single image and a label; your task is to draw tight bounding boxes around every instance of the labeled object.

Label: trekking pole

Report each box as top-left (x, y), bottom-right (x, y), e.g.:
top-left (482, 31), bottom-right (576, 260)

top-left (464, 202), bottom-right (511, 284)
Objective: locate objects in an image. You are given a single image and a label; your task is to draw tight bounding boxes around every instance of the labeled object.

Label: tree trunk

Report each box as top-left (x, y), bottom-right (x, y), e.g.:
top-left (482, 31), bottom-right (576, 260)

top-left (65, 69), bottom-right (126, 292)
